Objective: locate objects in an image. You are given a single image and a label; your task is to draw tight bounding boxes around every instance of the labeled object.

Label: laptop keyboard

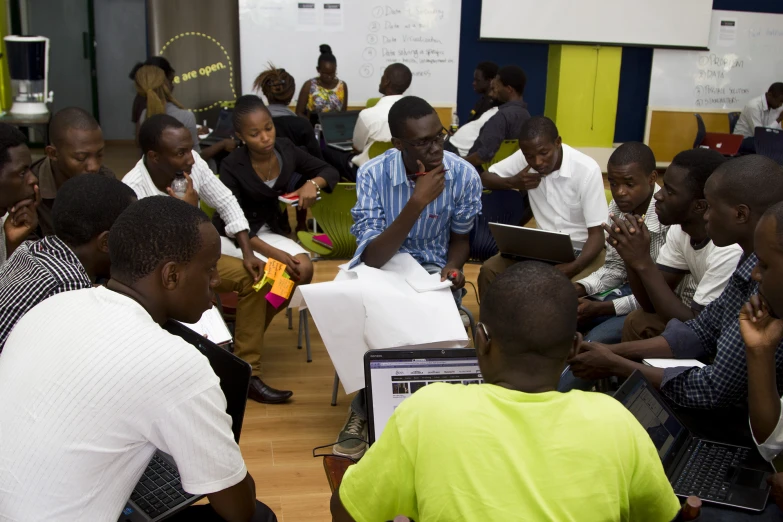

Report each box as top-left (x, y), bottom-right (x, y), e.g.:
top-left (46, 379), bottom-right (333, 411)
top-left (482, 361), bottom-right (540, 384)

top-left (130, 453), bottom-right (194, 519)
top-left (673, 440), bottom-right (749, 501)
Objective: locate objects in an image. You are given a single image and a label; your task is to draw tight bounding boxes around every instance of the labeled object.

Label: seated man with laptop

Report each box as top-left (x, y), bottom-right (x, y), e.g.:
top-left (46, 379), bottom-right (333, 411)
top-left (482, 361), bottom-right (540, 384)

top-left (330, 262), bottom-right (681, 521)
top-left (569, 155), bottom-right (783, 411)
top-left (333, 96), bottom-right (482, 460)
top-left (0, 197), bottom-right (276, 521)
top-left (478, 116), bottom-right (608, 299)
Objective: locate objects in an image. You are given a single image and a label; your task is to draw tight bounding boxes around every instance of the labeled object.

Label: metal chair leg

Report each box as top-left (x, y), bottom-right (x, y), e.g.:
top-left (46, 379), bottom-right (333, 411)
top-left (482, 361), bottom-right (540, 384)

top-left (302, 309), bottom-right (312, 363)
top-left (287, 307), bottom-right (293, 330)
top-left (297, 310), bottom-right (303, 350)
top-left (459, 304), bottom-right (477, 346)
top-left (331, 371), bottom-right (340, 406)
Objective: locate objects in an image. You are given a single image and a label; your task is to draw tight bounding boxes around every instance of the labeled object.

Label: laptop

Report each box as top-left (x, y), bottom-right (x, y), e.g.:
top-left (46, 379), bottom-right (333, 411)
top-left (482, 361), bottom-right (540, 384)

top-left (701, 132), bottom-right (743, 156)
top-left (319, 110), bottom-right (361, 152)
top-left (118, 321), bottom-right (252, 522)
top-left (200, 108), bottom-right (235, 146)
top-left (614, 371), bottom-right (773, 511)
top-left (489, 223), bottom-right (581, 265)
top-left (364, 348), bottom-right (482, 444)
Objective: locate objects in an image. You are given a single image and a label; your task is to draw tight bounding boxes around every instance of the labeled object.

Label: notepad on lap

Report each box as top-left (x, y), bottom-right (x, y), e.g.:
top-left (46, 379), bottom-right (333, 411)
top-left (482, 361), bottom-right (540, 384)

top-left (643, 358), bottom-right (706, 369)
top-left (178, 306), bottom-right (232, 345)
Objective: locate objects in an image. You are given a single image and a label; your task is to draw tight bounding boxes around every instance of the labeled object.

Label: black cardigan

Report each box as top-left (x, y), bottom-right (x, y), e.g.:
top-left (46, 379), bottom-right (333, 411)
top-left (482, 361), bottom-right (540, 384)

top-left (273, 115), bottom-right (323, 160)
top-left (214, 137), bottom-right (339, 237)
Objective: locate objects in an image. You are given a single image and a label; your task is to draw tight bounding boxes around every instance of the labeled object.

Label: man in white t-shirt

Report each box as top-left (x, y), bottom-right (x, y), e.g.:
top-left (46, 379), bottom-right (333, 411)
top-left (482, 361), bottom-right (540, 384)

top-left (445, 105), bottom-right (499, 157)
top-left (0, 196), bottom-right (276, 522)
top-left (605, 148), bottom-right (743, 342)
top-left (478, 116), bottom-right (608, 299)
top-left (734, 83), bottom-right (783, 153)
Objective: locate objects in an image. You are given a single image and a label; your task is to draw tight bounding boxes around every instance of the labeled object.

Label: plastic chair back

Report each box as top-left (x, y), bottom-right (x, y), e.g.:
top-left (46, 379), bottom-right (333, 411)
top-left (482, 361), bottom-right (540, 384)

top-left (366, 97), bottom-right (380, 108)
top-left (481, 139), bottom-right (520, 172)
top-left (469, 190), bottom-right (529, 261)
top-left (728, 111), bottom-right (741, 134)
top-left (693, 114), bottom-right (707, 148)
top-left (298, 183), bottom-right (358, 259)
top-left (368, 141), bottom-right (393, 159)
top-left (755, 127), bottom-right (783, 165)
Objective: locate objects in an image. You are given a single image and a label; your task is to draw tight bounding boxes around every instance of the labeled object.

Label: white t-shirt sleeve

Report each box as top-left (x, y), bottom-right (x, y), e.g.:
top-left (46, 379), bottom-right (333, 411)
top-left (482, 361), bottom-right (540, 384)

top-left (692, 245), bottom-right (743, 307)
top-left (353, 111), bottom-right (371, 153)
top-left (753, 399), bottom-right (783, 462)
top-left (579, 163), bottom-right (610, 228)
top-left (655, 227), bottom-right (689, 272)
top-left (148, 383), bottom-right (247, 495)
top-left (488, 150), bottom-right (527, 178)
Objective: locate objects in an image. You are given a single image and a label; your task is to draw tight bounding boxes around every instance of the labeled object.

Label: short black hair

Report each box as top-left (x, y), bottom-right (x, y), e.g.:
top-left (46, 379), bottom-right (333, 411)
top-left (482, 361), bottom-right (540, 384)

top-left (129, 56), bottom-right (174, 81)
top-left (711, 155), bottom-right (783, 217)
top-left (481, 261), bottom-right (577, 359)
top-left (476, 61), bottom-right (499, 81)
top-left (109, 196), bottom-right (209, 285)
top-left (496, 65), bottom-right (527, 95)
top-left (519, 116), bottom-right (559, 145)
top-left (139, 114), bottom-right (185, 155)
top-left (318, 44), bottom-right (336, 68)
top-left (762, 201), bottom-right (783, 248)
top-left (388, 96), bottom-right (436, 139)
top-left (52, 174), bottom-right (136, 247)
top-left (385, 63), bottom-right (412, 95)
top-left (670, 148), bottom-right (726, 199)
top-left (0, 123), bottom-right (27, 172)
top-left (769, 83), bottom-right (783, 98)
top-left (49, 107), bottom-right (101, 148)
top-left (232, 94), bottom-right (269, 133)
top-left (608, 142), bottom-right (657, 175)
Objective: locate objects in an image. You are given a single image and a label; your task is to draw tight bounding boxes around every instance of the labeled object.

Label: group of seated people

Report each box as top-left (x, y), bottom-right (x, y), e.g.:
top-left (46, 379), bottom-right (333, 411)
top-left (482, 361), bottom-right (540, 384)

top-left (2, 52), bottom-right (783, 520)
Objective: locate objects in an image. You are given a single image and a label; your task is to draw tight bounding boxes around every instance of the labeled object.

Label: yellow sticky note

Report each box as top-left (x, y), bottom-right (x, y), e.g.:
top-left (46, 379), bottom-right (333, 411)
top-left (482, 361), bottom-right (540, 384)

top-left (265, 258), bottom-right (286, 281)
top-left (270, 276), bottom-right (295, 300)
top-left (252, 275), bottom-right (270, 292)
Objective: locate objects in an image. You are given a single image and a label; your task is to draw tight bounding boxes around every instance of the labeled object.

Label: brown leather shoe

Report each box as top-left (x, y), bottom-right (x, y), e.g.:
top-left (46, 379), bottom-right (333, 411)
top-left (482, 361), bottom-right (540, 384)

top-left (247, 377), bottom-right (293, 404)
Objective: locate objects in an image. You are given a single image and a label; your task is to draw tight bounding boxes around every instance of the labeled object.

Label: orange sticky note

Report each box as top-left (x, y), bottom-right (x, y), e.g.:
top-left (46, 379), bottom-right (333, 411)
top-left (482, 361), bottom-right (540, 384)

top-left (265, 258), bottom-right (286, 280)
top-left (270, 276), bottom-right (294, 300)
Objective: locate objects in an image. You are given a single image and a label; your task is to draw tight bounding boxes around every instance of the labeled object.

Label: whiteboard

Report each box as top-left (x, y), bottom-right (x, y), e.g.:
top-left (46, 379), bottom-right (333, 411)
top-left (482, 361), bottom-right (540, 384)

top-left (238, 0), bottom-right (461, 107)
top-left (480, 0), bottom-right (711, 49)
top-left (649, 10), bottom-right (783, 110)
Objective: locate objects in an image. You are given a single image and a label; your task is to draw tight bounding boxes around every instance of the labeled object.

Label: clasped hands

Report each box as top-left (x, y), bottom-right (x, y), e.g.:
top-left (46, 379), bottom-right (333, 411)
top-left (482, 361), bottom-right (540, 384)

top-left (603, 212), bottom-right (653, 270)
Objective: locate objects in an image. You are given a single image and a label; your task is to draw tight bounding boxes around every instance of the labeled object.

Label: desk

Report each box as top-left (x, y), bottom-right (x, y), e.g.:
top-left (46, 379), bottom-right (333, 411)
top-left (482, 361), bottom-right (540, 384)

top-left (0, 111), bottom-right (51, 145)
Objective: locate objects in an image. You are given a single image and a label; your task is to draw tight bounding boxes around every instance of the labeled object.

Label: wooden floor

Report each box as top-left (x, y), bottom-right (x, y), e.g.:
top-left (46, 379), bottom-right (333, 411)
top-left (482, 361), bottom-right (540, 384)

top-left (244, 261), bottom-right (482, 521)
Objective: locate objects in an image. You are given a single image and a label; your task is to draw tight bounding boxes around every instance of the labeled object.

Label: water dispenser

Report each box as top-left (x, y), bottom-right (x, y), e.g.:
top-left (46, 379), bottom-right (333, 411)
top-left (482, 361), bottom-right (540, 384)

top-left (4, 36), bottom-right (53, 115)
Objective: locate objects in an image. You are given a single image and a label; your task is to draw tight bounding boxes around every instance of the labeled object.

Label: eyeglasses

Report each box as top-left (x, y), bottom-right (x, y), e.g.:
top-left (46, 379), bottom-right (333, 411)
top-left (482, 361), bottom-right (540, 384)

top-left (476, 322), bottom-right (490, 343)
top-left (398, 128), bottom-right (449, 150)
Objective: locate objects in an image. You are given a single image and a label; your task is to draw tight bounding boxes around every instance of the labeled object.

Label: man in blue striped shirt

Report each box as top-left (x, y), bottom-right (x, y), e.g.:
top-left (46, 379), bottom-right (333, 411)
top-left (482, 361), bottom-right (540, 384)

top-left (336, 96), bottom-right (482, 459)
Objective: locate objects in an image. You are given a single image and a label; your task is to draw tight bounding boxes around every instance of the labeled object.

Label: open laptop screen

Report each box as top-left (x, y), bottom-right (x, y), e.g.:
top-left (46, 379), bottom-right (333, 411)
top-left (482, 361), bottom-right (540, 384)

top-left (365, 349), bottom-right (482, 443)
top-left (319, 111), bottom-right (360, 143)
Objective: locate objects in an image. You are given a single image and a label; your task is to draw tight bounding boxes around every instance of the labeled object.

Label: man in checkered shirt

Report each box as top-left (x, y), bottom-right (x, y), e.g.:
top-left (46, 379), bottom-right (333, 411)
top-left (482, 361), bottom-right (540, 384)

top-left (569, 155), bottom-right (783, 409)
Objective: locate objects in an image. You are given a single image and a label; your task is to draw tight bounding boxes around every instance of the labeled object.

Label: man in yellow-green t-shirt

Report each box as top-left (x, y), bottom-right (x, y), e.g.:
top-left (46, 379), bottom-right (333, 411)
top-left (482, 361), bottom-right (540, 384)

top-left (330, 261), bottom-right (681, 522)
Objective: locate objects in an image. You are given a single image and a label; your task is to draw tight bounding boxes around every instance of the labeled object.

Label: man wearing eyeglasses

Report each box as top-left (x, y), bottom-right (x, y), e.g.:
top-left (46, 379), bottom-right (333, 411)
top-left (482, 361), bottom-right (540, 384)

top-left (331, 96), bottom-right (482, 460)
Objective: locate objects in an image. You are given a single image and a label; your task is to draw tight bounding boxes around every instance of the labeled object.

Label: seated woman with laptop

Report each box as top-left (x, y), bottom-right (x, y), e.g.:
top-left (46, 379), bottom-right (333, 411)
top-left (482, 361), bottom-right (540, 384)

top-left (216, 95), bottom-right (340, 296)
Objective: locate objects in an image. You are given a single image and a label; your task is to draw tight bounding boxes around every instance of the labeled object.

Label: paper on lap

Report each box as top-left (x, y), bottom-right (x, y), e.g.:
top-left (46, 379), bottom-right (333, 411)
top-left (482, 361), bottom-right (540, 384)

top-left (290, 253), bottom-right (468, 393)
top-left (178, 306), bottom-right (233, 345)
top-left (643, 358), bottom-right (706, 369)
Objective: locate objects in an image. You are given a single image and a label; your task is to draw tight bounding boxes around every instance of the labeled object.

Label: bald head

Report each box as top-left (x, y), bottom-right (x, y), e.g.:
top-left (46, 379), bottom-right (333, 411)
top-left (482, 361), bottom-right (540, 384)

top-left (709, 155), bottom-right (783, 216)
top-left (382, 63), bottom-right (412, 95)
top-left (49, 107), bottom-right (101, 149)
top-left (46, 107), bottom-right (106, 182)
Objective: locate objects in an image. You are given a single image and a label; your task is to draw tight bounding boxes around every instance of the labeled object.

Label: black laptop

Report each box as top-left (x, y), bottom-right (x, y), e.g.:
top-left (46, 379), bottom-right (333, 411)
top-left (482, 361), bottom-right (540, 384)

top-left (118, 321), bottom-right (251, 522)
top-left (489, 222), bottom-right (583, 264)
top-left (319, 110), bottom-right (361, 152)
top-left (200, 108), bottom-right (235, 146)
top-left (614, 371), bottom-right (774, 511)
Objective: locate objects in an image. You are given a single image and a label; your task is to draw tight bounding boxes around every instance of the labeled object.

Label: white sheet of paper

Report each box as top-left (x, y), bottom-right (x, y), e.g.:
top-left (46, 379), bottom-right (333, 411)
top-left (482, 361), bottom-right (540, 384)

top-left (643, 358), bottom-right (706, 369)
top-left (178, 306), bottom-right (232, 345)
top-left (292, 253), bottom-right (468, 393)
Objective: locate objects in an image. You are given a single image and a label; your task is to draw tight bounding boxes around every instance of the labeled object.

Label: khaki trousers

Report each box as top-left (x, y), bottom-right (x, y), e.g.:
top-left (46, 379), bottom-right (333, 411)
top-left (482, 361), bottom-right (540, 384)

top-left (215, 255), bottom-right (267, 377)
top-left (477, 249), bottom-right (606, 302)
top-left (621, 309), bottom-right (669, 342)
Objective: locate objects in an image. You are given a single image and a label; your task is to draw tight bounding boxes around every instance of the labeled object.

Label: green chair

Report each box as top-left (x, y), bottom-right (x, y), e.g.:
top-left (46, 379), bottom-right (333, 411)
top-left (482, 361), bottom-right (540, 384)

top-left (366, 97), bottom-right (380, 108)
top-left (605, 189), bottom-right (613, 206)
top-left (481, 139), bottom-right (520, 172)
top-left (297, 183), bottom-right (358, 259)
top-left (368, 141), bottom-right (393, 159)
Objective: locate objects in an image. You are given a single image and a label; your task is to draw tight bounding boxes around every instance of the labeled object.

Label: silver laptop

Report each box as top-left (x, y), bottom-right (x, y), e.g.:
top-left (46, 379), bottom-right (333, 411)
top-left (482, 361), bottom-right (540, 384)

top-left (320, 110), bottom-right (361, 151)
top-left (489, 222), bottom-right (582, 265)
top-left (364, 348), bottom-right (482, 444)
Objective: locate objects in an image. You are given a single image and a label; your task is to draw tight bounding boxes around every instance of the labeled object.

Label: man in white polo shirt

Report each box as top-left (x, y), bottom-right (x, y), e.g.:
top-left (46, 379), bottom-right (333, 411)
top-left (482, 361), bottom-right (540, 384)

top-left (478, 116), bottom-right (608, 299)
top-left (0, 197), bottom-right (276, 521)
top-left (734, 82), bottom-right (783, 153)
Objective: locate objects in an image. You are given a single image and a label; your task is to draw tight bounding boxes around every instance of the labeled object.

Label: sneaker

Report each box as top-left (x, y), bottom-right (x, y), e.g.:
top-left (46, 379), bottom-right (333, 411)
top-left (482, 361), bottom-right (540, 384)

top-left (333, 409), bottom-right (368, 459)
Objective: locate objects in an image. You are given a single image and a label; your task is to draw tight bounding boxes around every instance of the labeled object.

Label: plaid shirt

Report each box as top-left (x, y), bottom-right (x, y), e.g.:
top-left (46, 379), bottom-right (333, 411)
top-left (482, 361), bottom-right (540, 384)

top-left (0, 236), bottom-right (91, 352)
top-left (660, 253), bottom-right (783, 408)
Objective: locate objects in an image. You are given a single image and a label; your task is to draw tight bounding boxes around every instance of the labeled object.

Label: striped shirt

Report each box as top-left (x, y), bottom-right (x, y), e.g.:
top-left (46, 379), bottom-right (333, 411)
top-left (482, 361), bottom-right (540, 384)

top-left (0, 235), bottom-right (91, 352)
top-left (577, 193), bottom-right (697, 316)
top-left (123, 152), bottom-right (250, 237)
top-left (349, 150), bottom-right (483, 268)
top-left (0, 287), bottom-right (246, 520)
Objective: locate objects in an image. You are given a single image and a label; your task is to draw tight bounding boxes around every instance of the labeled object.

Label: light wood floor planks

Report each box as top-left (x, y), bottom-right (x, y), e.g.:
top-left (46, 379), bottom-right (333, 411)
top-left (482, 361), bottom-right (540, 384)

top-left (245, 261), bottom-right (482, 521)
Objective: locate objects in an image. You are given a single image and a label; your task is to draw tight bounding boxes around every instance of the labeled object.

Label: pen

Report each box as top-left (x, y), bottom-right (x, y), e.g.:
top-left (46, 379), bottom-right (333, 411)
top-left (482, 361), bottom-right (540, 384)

top-left (412, 169), bottom-right (450, 177)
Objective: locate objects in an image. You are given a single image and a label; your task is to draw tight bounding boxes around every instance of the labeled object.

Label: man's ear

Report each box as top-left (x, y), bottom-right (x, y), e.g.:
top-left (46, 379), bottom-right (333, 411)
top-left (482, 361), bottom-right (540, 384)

top-left (693, 198), bottom-right (708, 215)
top-left (391, 137), bottom-right (404, 152)
top-left (45, 144), bottom-right (58, 161)
top-left (96, 230), bottom-right (110, 254)
top-left (161, 261), bottom-right (180, 291)
top-left (568, 332), bottom-right (583, 360)
top-left (147, 150), bottom-right (159, 165)
top-left (736, 203), bottom-right (751, 225)
top-left (648, 170), bottom-right (659, 186)
top-left (476, 328), bottom-right (491, 357)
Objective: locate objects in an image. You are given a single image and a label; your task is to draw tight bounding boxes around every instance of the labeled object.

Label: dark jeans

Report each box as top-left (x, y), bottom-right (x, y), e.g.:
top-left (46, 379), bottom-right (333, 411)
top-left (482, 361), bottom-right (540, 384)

top-left (168, 500), bottom-right (277, 522)
top-left (580, 283), bottom-right (634, 345)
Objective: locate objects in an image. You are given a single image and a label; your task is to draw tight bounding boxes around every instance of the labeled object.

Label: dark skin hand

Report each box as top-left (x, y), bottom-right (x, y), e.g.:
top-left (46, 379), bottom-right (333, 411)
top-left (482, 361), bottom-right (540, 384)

top-left (556, 226), bottom-right (604, 279)
top-left (577, 297), bottom-right (616, 322)
top-left (441, 232), bottom-right (469, 290)
top-left (4, 185), bottom-right (40, 256)
top-left (480, 164), bottom-right (538, 191)
top-left (568, 340), bottom-right (665, 387)
top-left (767, 474), bottom-right (783, 510)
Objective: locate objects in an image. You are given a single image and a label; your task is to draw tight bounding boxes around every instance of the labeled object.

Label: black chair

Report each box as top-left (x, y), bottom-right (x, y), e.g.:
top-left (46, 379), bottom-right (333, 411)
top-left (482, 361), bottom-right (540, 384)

top-left (469, 190), bottom-right (530, 262)
top-left (693, 114), bottom-right (707, 148)
top-left (728, 111), bottom-right (741, 134)
top-left (755, 127), bottom-right (783, 165)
